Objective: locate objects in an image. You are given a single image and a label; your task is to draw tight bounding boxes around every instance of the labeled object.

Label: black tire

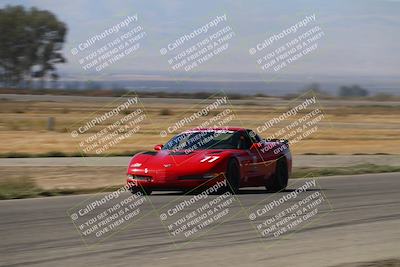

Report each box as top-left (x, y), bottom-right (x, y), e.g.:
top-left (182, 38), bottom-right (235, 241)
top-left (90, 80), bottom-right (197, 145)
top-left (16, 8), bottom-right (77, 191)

top-left (226, 159), bottom-right (240, 194)
top-left (266, 158), bottom-right (288, 193)
top-left (130, 186), bottom-right (153, 196)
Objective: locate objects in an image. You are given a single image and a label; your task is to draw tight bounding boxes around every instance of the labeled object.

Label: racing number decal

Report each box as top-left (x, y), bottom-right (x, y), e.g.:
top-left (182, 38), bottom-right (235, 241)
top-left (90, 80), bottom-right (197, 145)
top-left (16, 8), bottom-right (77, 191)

top-left (201, 156), bottom-right (220, 163)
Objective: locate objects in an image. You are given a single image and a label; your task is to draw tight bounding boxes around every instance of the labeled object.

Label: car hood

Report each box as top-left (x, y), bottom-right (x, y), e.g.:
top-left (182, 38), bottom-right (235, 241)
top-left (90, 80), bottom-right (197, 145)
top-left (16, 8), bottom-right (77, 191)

top-left (128, 149), bottom-right (230, 170)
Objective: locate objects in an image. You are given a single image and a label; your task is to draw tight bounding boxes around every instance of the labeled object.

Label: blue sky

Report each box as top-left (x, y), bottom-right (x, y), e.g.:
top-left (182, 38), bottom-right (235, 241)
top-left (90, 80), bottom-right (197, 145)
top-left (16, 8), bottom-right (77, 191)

top-left (1, 0), bottom-right (399, 79)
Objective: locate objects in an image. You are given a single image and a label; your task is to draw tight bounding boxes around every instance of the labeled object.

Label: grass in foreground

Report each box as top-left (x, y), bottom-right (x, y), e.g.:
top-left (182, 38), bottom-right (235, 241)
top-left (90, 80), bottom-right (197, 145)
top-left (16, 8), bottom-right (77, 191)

top-left (0, 178), bottom-right (122, 200)
top-left (1, 164), bottom-right (399, 200)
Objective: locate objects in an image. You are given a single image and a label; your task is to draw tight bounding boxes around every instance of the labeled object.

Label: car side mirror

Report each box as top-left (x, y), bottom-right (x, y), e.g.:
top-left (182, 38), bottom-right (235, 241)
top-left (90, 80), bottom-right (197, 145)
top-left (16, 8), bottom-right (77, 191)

top-left (154, 144), bottom-right (163, 151)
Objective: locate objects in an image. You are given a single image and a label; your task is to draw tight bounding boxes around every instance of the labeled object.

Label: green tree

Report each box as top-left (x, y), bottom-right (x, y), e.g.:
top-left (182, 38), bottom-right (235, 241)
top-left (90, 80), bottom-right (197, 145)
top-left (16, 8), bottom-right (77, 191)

top-left (0, 5), bottom-right (67, 86)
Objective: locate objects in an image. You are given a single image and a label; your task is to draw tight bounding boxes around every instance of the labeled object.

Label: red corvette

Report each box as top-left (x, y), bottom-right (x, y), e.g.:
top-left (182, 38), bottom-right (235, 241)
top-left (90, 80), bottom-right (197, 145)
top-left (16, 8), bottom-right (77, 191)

top-left (126, 127), bottom-right (291, 195)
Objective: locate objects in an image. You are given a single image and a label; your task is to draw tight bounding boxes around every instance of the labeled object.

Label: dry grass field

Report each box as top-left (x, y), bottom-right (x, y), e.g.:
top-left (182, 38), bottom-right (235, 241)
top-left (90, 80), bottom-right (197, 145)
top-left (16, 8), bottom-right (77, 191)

top-left (0, 93), bottom-right (399, 156)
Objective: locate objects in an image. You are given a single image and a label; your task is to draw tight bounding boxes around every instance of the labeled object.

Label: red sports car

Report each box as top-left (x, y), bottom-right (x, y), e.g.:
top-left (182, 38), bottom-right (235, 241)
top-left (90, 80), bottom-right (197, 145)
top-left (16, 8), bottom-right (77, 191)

top-left (126, 127), bottom-right (291, 195)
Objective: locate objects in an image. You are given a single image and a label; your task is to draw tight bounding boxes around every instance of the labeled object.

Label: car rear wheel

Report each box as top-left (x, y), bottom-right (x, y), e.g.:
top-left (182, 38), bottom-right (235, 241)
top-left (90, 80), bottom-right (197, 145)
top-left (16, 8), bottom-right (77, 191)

top-left (266, 158), bottom-right (288, 193)
top-left (226, 159), bottom-right (240, 194)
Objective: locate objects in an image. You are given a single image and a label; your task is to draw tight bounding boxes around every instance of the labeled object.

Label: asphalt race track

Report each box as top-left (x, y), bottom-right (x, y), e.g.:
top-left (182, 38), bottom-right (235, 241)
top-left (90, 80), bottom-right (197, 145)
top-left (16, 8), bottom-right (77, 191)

top-left (1, 172), bottom-right (399, 267)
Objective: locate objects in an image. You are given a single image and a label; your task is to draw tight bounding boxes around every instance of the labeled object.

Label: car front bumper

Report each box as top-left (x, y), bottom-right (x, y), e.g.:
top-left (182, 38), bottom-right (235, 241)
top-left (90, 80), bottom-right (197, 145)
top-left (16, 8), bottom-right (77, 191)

top-left (126, 171), bottom-right (225, 190)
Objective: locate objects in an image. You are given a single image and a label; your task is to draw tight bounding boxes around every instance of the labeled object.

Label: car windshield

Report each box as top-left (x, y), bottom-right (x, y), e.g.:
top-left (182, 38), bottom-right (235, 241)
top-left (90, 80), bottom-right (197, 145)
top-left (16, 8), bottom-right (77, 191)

top-left (163, 130), bottom-right (240, 151)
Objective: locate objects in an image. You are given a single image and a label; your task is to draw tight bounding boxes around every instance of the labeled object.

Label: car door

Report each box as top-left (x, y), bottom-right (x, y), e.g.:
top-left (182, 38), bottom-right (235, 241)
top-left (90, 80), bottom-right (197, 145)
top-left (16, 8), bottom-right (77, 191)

top-left (246, 130), bottom-right (275, 184)
top-left (239, 130), bottom-right (266, 186)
